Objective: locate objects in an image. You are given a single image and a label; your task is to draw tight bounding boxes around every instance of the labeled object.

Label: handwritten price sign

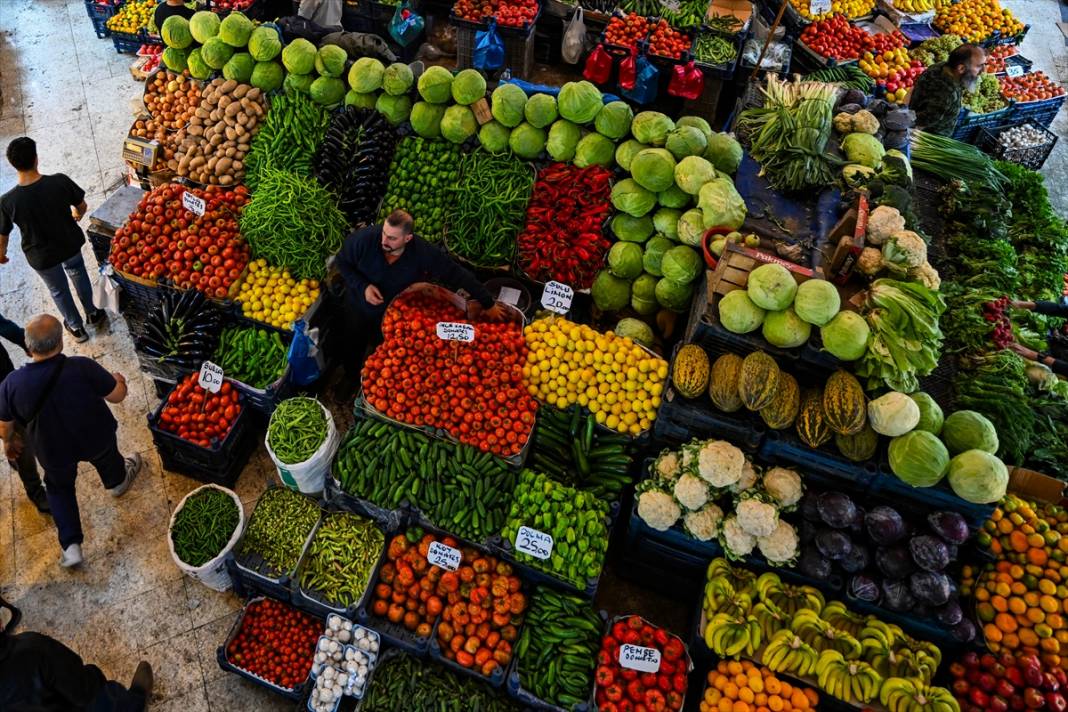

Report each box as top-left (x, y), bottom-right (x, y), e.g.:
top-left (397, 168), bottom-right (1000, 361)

top-left (809, 0), bottom-right (831, 13)
top-left (515, 526), bottom-right (553, 560)
top-left (619, 644), bottom-right (662, 673)
top-left (182, 191), bottom-right (206, 217)
top-left (1006, 64), bottom-right (1025, 78)
top-left (540, 281), bottom-right (574, 315)
top-left (198, 361), bottom-right (224, 394)
top-left (435, 322), bottom-right (475, 342)
top-left (427, 542), bottom-right (461, 571)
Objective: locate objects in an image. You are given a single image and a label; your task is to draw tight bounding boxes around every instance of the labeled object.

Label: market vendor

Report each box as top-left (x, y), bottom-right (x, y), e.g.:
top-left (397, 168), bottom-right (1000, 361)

top-left (152, 0), bottom-right (195, 37)
top-left (1009, 343), bottom-right (1068, 377)
top-left (332, 209), bottom-right (506, 400)
top-left (1010, 299), bottom-right (1068, 319)
top-left (909, 44), bottom-right (986, 136)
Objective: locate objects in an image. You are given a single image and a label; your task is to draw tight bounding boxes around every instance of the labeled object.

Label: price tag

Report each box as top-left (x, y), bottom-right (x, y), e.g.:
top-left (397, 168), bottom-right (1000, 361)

top-left (809, 0), bottom-right (831, 14)
top-left (198, 361), bottom-right (224, 393)
top-left (427, 542), bottom-right (461, 571)
top-left (436, 322), bottom-right (475, 342)
top-left (514, 526), bottom-right (553, 560)
top-left (540, 281), bottom-right (574, 315)
top-left (619, 644), bottom-right (662, 673)
top-left (498, 286), bottom-right (521, 307)
top-left (1006, 64), bottom-right (1025, 78)
top-left (182, 191), bottom-right (206, 217)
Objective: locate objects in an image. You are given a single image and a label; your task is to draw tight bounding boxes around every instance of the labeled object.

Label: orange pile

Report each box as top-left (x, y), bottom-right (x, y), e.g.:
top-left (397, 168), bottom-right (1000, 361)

top-left (933, 0), bottom-right (1024, 44)
top-left (699, 660), bottom-right (820, 712)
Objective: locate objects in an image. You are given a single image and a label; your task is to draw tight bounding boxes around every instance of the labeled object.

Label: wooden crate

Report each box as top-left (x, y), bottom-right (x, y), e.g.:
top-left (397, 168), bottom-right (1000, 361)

top-left (1010, 467), bottom-right (1066, 505)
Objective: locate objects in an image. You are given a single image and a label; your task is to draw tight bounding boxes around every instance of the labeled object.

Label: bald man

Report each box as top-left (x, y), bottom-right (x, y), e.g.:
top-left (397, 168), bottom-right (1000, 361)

top-left (0, 315), bottom-right (142, 568)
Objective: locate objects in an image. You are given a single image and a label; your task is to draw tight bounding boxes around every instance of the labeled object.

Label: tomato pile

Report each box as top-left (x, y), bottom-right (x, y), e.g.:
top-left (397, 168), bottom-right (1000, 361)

top-left (157, 374), bottom-right (242, 448)
top-left (594, 616), bottom-right (690, 712)
top-left (361, 291), bottom-right (537, 458)
top-left (369, 529), bottom-right (450, 638)
top-left (109, 183), bottom-right (251, 299)
top-left (605, 13), bottom-right (650, 49)
top-left (452, 0), bottom-right (537, 27)
top-left (1000, 71), bottom-right (1066, 103)
top-left (800, 15), bottom-right (869, 60)
top-left (648, 19), bottom-right (691, 59)
top-left (985, 45), bottom-right (1019, 74)
top-left (225, 598), bottom-right (321, 691)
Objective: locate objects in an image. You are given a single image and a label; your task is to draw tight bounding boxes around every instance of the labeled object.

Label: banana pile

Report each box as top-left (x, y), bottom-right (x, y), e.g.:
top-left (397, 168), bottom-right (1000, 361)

top-left (891, 0), bottom-right (935, 15)
top-left (701, 559), bottom-right (960, 712)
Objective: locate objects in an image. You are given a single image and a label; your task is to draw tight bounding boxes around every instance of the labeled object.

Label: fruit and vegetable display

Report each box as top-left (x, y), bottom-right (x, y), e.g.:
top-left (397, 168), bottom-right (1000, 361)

top-left (244, 90), bottom-right (329, 192)
top-left (361, 289), bottom-right (537, 458)
top-left (693, 32), bottom-right (739, 66)
top-left (800, 17), bottom-right (906, 61)
top-left (377, 137), bottom-right (462, 242)
top-left (605, 13), bottom-right (650, 50)
top-left (168, 485), bottom-right (241, 567)
top-left (648, 19), bottom-right (691, 59)
top-left (297, 512), bottom-right (384, 609)
top-left (159, 12), bottom-right (284, 87)
top-left (314, 107), bottom-right (399, 226)
top-left (136, 288), bottom-right (222, 371)
top-left (500, 469), bottom-right (611, 589)
top-left (530, 405), bottom-right (634, 502)
top-left (859, 48), bottom-right (925, 103)
top-left (235, 487), bottom-right (320, 578)
top-left (451, 0), bottom-right (538, 27)
top-left (618, 0), bottom-right (715, 28)
top-left (171, 78), bottom-right (268, 186)
top-left (985, 45), bottom-right (1021, 74)
top-left (787, 0), bottom-right (874, 21)
top-left (106, 0), bottom-right (153, 33)
top-left (213, 325), bottom-right (288, 389)
top-left (366, 529), bottom-right (451, 638)
top-left (855, 279), bottom-right (946, 393)
top-left (232, 259), bottom-right (319, 330)
top-left (996, 124), bottom-right (1054, 151)
top-left (963, 73), bottom-right (1009, 114)
top-left (1000, 72), bottom-right (1066, 104)
top-left (446, 152), bottom-right (535, 269)
top-left (359, 652), bottom-right (521, 711)
top-left (593, 615), bottom-right (691, 711)
top-left (909, 34), bottom-right (963, 67)
top-left (224, 598), bottom-right (321, 691)
top-left (933, 0), bottom-right (1025, 43)
top-left (334, 418), bottom-right (518, 542)
top-left (131, 71), bottom-right (202, 166)
top-left (156, 374), bottom-right (243, 448)
top-left (700, 660), bottom-right (820, 712)
top-left (949, 651), bottom-right (1068, 712)
top-left (267, 397), bottom-right (329, 465)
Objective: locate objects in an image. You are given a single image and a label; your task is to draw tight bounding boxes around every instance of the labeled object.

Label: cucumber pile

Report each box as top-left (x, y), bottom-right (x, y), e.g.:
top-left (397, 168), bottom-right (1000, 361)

top-left (530, 406), bottom-right (634, 502)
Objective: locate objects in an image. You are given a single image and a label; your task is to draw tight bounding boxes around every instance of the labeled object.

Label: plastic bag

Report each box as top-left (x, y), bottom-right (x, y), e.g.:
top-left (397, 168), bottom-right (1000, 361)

top-left (618, 46), bottom-right (637, 90)
top-left (621, 50), bottom-right (658, 104)
top-left (167, 484), bottom-right (245, 591)
top-left (474, 20), bottom-right (505, 71)
top-left (582, 43), bottom-right (613, 84)
top-left (668, 60), bottom-right (704, 100)
top-left (389, 1), bottom-right (425, 47)
top-left (92, 265), bottom-right (121, 314)
top-left (561, 8), bottom-right (586, 64)
top-left (287, 320), bottom-right (323, 386)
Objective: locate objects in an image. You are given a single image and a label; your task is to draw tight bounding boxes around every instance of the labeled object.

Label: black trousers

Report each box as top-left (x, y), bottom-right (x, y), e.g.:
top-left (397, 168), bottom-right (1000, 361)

top-left (337, 305), bottom-right (384, 379)
top-left (44, 440), bottom-right (125, 549)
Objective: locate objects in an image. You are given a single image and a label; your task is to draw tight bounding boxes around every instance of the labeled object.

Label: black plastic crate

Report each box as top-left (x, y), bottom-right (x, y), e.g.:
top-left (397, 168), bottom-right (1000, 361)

top-left (1009, 93), bottom-right (1066, 129)
top-left (454, 20), bottom-right (537, 78)
top-left (111, 269), bottom-right (161, 320)
top-left (87, 228), bottom-right (112, 268)
top-left (322, 469), bottom-right (404, 526)
top-left (654, 382), bottom-right (766, 452)
top-left (692, 30), bottom-right (746, 80)
top-left (952, 104), bottom-right (1014, 144)
top-left (428, 630), bottom-right (508, 688)
top-left (505, 666), bottom-right (592, 712)
top-left (992, 53), bottom-right (1033, 77)
top-left (759, 429), bottom-right (880, 492)
top-left (867, 469), bottom-right (996, 532)
top-left (977, 122), bottom-right (1058, 170)
top-left (980, 24), bottom-right (1029, 48)
top-left (216, 320), bottom-right (298, 414)
top-left (84, 0), bottom-right (116, 39)
top-left (111, 29), bottom-right (143, 54)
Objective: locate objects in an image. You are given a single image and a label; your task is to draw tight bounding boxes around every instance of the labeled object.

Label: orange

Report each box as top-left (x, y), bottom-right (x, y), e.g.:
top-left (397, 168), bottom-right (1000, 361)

top-left (993, 595), bottom-right (1010, 612)
top-left (756, 694), bottom-right (768, 706)
top-left (765, 678), bottom-right (782, 695)
top-left (725, 683), bottom-right (739, 700)
top-left (1010, 598), bottom-right (1028, 615)
top-left (714, 675), bottom-right (728, 691)
top-left (733, 701), bottom-right (751, 712)
top-left (985, 623), bottom-right (1004, 643)
top-left (735, 674), bottom-right (750, 689)
top-left (791, 690), bottom-right (810, 710)
top-left (768, 696), bottom-right (784, 712)
top-left (719, 698), bottom-right (734, 712)
top-left (1042, 596), bottom-right (1060, 613)
top-left (804, 689), bottom-right (819, 707)
top-left (749, 676), bottom-right (765, 694)
top-left (728, 661), bottom-right (743, 676)
top-left (739, 688), bottom-right (755, 704)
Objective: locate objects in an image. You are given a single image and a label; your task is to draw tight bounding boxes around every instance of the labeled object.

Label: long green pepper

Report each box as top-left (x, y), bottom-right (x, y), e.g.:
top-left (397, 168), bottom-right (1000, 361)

top-left (244, 91), bottom-right (330, 192)
top-left (447, 152), bottom-right (534, 269)
top-left (360, 653), bottom-right (521, 712)
top-left (170, 487), bottom-right (240, 567)
top-left (214, 325), bottom-right (288, 389)
top-left (236, 488), bottom-right (320, 577)
top-left (268, 397), bottom-right (328, 464)
top-left (298, 512), bottom-right (383, 607)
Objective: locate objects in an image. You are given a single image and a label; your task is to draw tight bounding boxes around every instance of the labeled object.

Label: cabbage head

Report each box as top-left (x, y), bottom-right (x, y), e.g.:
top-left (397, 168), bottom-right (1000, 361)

top-left (201, 37), bottom-right (234, 70)
top-left (478, 121), bottom-right (511, 154)
top-left (698, 176), bottom-right (746, 230)
top-left (655, 277), bottom-right (693, 312)
top-left (286, 71), bottom-right (315, 96)
top-left (868, 391), bottom-right (920, 437)
top-left (410, 101), bottom-right (446, 139)
top-left (746, 263), bottom-right (796, 311)
top-left (573, 133), bottom-right (614, 168)
top-left (442, 105), bottom-right (479, 144)
top-left (615, 317), bottom-right (654, 347)
top-left (523, 93), bottom-right (557, 128)
top-left (632, 272), bottom-right (658, 301)
top-left (592, 269), bottom-right (631, 312)
top-left (557, 81), bottom-right (603, 124)
top-left (653, 208), bottom-right (681, 240)
top-left (631, 148), bottom-right (676, 193)
top-left (382, 62), bottom-right (414, 96)
top-left (677, 115), bottom-right (713, 145)
top-left (251, 61), bottom-right (284, 92)
top-left (910, 392), bottom-right (944, 435)
top-left (889, 430), bottom-right (950, 487)
top-left (281, 37), bottom-right (316, 75)
top-left (676, 209), bottom-right (705, 247)
top-left (452, 68), bottom-right (487, 105)
top-left (349, 57), bottom-right (385, 93)
top-left (491, 83), bottom-right (527, 127)
top-left (315, 44), bottom-right (347, 78)
top-left (189, 10), bottom-right (220, 44)
top-left (608, 242), bottom-right (644, 280)
top-left (615, 139), bottom-right (646, 172)
top-left (792, 279), bottom-right (840, 326)
top-left (642, 236), bottom-right (673, 276)
top-left (674, 155), bottom-right (716, 195)
top-left (948, 450), bottom-right (1008, 504)
top-left (162, 16), bottom-right (192, 49)
top-left (162, 47), bottom-right (189, 73)
top-left (376, 93), bottom-right (412, 125)
top-left (218, 11), bottom-right (253, 48)
top-left (705, 132), bottom-right (742, 174)
top-left (661, 245), bottom-right (702, 284)
top-left (222, 52), bottom-right (255, 83)
top-left (665, 126), bottom-right (708, 160)
top-left (659, 185), bottom-right (691, 209)
top-left (309, 75), bottom-right (345, 105)
top-left (941, 410), bottom-right (998, 455)
top-left (418, 65), bottom-right (454, 104)
top-left (611, 178), bottom-right (656, 218)
top-left (820, 311), bottom-right (869, 361)
top-left (631, 111), bottom-right (674, 146)
top-left (719, 289), bottom-right (765, 333)
top-left (186, 48), bottom-right (211, 80)
top-left (594, 101), bottom-right (633, 139)
top-left (763, 308), bottom-right (811, 348)
top-left (248, 26), bottom-right (281, 61)
top-left (841, 132), bottom-right (885, 169)
top-left (344, 89), bottom-right (378, 108)
top-left (546, 120), bottom-right (580, 161)
top-left (611, 214), bottom-right (654, 243)
top-left (509, 122), bottom-right (546, 159)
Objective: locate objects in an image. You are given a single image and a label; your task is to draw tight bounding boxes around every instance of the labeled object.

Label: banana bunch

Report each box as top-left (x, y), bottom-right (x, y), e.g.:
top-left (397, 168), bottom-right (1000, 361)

top-left (880, 677), bottom-right (961, 712)
top-left (816, 650), bottom-right (884, 705)
top-left (708, 558), bottom-right (758, 596)
top-left (893, 0), bottom-right (935, 14)
top-left (821, 601), bottom-right (868, 639)
top-left (897, 635), bottom-right (942, 670)
top-left (791, 609), bottom-right (864, 659)
top-left (753, 601), bottom-right (791, 643)
top-left (762, 630), bottom-right (820, 677)
top-left (861, 619), bottom-right (939, 684)
top-left (860, 618), bottom-right (904, 653)
top-left (704, 576), bottom-right (740, 617)
top-left (756, 573), bottom-right (825, 616)
top-left (704, 613), bottom-right (762, 658)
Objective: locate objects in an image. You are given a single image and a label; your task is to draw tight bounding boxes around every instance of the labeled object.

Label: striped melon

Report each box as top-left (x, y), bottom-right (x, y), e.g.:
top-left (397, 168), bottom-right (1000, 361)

top-left (835, 424), bottom-right (879, 462)
top-left (822, 370), bottom-right (867, 436)
top-left (672, 344), bottom-right (710, 399)
top-left (709, 353), bottom-right (744, 413)
top-left (760, 372), bottom-right (800, 430)
top-left (738, 351), bottom-right (780, 411)
top-left (797, 388), bottom-right (832, 448)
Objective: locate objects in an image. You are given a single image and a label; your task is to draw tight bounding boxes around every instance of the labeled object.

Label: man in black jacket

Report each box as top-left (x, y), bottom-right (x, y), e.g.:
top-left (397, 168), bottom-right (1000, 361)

top-left (332, 209), bottom-right (505, 399)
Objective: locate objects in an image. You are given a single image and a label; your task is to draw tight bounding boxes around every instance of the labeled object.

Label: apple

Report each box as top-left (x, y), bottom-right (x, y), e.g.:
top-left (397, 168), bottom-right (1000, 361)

top-left (993, 696), bottom-right (1011, 712)
top-left (1025, 688), bottom-right (1046, 709)
top-left (973, 690), bottom-right (992, 707)
top-left (1012, 695), bottom-right (1028, 711)
top-left (955, 680), bottom-right (974, 696)
top-left (981, 675), bottom-right (999, 693)
top-left (998, 680), bottom-right (1018, 699)
top-left (1046, 693), bottom-right (1067, 712)
top-left (1025, 667), bottom-right (1045, 689)
top-left (1008, 668), bottom-right (1026, 688)
top-left (1045, 674), bottom-right (1061, 693)
top-left (963, 652), bottom-right (981, 669)
top-left (983, 655), bottom-right (1000, 671)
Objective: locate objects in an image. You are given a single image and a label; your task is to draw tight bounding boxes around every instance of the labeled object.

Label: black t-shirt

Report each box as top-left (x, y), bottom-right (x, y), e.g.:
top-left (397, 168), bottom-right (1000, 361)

top-left (0, 174), bottom-right (86, 270)
top-left (153, 1), bottom-right (196, 32)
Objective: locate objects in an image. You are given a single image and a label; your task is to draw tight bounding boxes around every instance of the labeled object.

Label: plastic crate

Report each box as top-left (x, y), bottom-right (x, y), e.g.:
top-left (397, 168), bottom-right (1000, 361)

top-left (111, 268), bottom-right (161, 319)
top-left (86, 228), bottom-right (112, 268)
top-left (898, 22), bottom-right (939, 43)
top-left (793, 38), bottom-right (859, 72)
top-left (505, 667), bottom-right (592, 712)
top-left (454, 14), bottom-right (538, 77)
top-left (952, 104), bottom-right (1014, 144)
top-left (135, 347), bottom-right (191, 383)
top-left (111, 29), bottom-right (143, 54)
top-left (322, 470), bottom-right (404, 526)
top-left (217, 323), bottom-right (297, 414)
top-left (980, 24), bottom-right (1029, 48)
top-left (367, 0), bottom-right (420, 24)
top-left (654, 382), bottom-right (766, 452)
top-left (692, 30), bottom-right (746, 80)
top-left (759, 430), bottom-right (880, 492)
top-left (977, 123), bottom-right (1058, 170)
top-left (1009, 94), bottom-right (1067, 130)
top-left (84, 0), bottom-right (116, 39)
top-left (868, 469), bottom-right (996, 532)
top-left (992, 53), bottom-right (1033, 77)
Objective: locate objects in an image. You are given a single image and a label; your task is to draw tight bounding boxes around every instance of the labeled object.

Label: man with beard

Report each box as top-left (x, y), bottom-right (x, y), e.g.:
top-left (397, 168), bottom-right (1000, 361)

top-left (909, 44), bottom-right (986, 136)
top-left (331, 209), bottom-right (506, 400)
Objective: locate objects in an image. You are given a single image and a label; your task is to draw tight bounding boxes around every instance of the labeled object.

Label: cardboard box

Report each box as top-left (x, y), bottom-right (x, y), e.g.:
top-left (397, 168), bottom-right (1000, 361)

top-left (828, 194), bottom-right (870, 285)
top-left (1010, 467), bottom-right (1066, 505)
top-left (707, 0), bottom-right (752, 27)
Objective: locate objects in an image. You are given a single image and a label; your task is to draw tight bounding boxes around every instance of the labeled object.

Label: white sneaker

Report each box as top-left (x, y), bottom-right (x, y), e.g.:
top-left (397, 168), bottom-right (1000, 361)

top-left (59, 544), bottom-right (83, 568)
top-left (108, 453), bottom-right (142, 498)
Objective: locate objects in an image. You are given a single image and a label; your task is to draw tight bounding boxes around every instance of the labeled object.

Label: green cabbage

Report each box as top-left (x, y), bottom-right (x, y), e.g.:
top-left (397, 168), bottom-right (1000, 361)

top-left (889, 430), bottom-right (950, 487)
top-left (868, 391), bottom-right (920, 437)
top-left (661, 245), bottom-right (702, 284)
top-left (665, 126), bottom-right (708, 160)
top-left (632, 295), bottom-right (659, 315)
top-left (189, 10), bottom-right (220, 44)
top-left (546, 120), bottom-right (580, 161)
top-left (382, 62), bottom-right (414, 96)
top-left (942, 410), bottom-right (998, 455)
top-left (410, 101), bottom-right (446, 139)
top-left (608, 242), bottom-right (644, 280)
top-left (557, 81), bottom-right (603, 124)
top-left (841, 132), bottom-right (886, 169)
top-left (674, 155), bottom-right (716, 195)
top-left (286, 72), bottom-right (315, 95)
top-left (186, 48), bottom-right (211, 80)
top-left (418, 65), bottom-right (454, 104)
top-left (281, 38), bottom-right (316, 75)
top-left (441, 105), bottom-right (478, 143)
top-left (349, 57), bottom-right (385, 92)
top-left (523, 93), bottom-right (557, 128)
top-left (746, 263), bottom-right (797, 311)
top-left (573, 133), bottom-right (614, 168)
top-left (611, 178), bottom-right (656, 218)
top-left (248, 26), bottom-right (281, 61)
top-left (594, 100), bottom-right (633, 139)
top-left (820, 311), bottom-right (869, 361)
top-left (218, 11), bottom-right (253, 48)
top-left (615, 139), bottom-right (646, 172)
top-left (697, 175), bottom-right (746, 230)
top-left (793, 279), bottom-right (841, 326)
top-left (653, 208), bottom-right (682, 240)
top-left (251, 61), bottom-right (283, 92)
top-left (508, 122), bottom-right (546, 159)
top-left (201, 37), bottom-right (234, 70)
top-left (631, 111), bottom-right (674, 146)
top-left (161, 15), bottom-right (192, 49)
top-left (344, 89), bottom-right (378, 108)
top-left (222, 52), bottom-right (255, 83)
top-left (704, 132), bottom-right (742, 174)
top-left (315, 45), bottom-right (347, 78)
top-left (676, 209), bottom-right (705, 247)
top-left (615, 317), bottom-right (654, 347)
top-left (677, 116), bottom-right (713, 145)
top-left (592, 269), bottom-right (631, 312)
top-left (611, 214), bottom-right (654, 243)
top-left (947, 450), bottom-right (1008, 503)
top-left (376, 93), bottom-right (412, 125)
top-left (719, 289), bottom-right (765, 333)
top-left (642, 236), bottom-right (674, 277)
top-left (309, 75), bottom-right (345, 105)
top-left (479, 121), bottom-right (511, 154)
top-left (763, 308), bottom-right (811, 348)
top-left (632, 272), bottom-right (658, 301)
top-left (491, 83), bottom-right (527, 127)
top-left (658, 185), bottom-right (691, 209)
top-left (451, 68), bottom-right (487, 105)
top-left (655, 277), bottom-right (693, 312)
top-left (162, 47), bottom-right (189, 73)
top-left (908, 393), bottom-right (944, 435)
top-left (631, 148), bottom-right (676, 193)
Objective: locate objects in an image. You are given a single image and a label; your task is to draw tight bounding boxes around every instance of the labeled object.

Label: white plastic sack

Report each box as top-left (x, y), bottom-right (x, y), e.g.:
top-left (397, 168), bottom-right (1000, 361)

top-left (266, 399), bottom-right (339, 494)
top-left (93, 265), bottom-right (122, 315)
top-left (562, 8), bottom-right (586, 64)
top-left (167, 484), bottom-right (245, 592)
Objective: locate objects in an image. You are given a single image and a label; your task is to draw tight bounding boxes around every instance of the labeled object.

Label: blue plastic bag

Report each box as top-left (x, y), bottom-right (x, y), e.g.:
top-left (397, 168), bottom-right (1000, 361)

top-left (474, 21), bottom-right (505, 71)
top-left (389, 1), bottom-right (425, 47)
top-left (621, 51), bottom-right (658, 105)
top-left (287, 320), bottom-right (323, 386)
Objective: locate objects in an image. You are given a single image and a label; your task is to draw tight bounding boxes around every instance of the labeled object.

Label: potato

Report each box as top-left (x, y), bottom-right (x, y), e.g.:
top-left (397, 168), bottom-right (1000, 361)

top-left (218, 94), bottom-right (232, 109)
top-left (218, 174), bottom-right (233, 186)
top-left (225, 126), bottom-right (237, 141)
top-left (187, 125), bottom-right (204, 136)
top-left (224, 101), bottom-right (241, 118)
top-left (220, 79), bottom-right (237, 94)
top-left (189, 155), bottom-right (206, 169)
top-left (232, 160), bottom-right (243, 171)
top-left (232, 84), bottom-right (249, 99)
top-left (215, 157), bottom-right (233, 174)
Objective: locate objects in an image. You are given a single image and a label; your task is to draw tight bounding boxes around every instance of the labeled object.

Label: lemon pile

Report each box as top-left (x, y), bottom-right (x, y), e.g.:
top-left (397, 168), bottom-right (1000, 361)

top-left (106, 0), bottom-right (154, 33)
top-left (790, 0), bottom-right (874, 20)
top-left (522, 317), bottom-right (668, 436)
top-left (235, 259), bottom-right (319, 330)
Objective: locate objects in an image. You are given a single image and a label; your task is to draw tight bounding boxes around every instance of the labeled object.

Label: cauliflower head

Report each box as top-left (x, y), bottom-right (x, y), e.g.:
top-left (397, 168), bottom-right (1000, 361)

top-left (881, 230), bottom-right (927, 274)
top-left (654, 449), bottom-right (683, 482)
top-left (833, 112), bottom-right (855, 134)
top-left (719, 515), bottom-right (756, 561)
top-left (674, 473), bottom-right (710, 511)
top-left (729, 460), bottom-right (759, 495)
top-left (907, 261), bottom-right (941, 291)
top-left (762, 467), bottom-right (803, 511)
top-left (757, 520), bottom-right (800, 566)
top-left (867, 205), bottom-right (905, 245)
top-left (851, 110), bottom-right (879, 135)
top-left (695, 439), bottom-right (745, 488)
top-left (735, 491), bottom-right (780, 537)
top-left (637, 488), bottom-right (682, 531)
top-left (857, 246), bottom-right (884, 277)
top-left (684, 503), bottom-right (724, 541)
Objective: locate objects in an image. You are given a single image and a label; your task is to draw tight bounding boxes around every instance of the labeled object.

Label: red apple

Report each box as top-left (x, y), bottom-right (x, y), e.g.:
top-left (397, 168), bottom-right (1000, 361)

top-left (956, 680), bottom-right (974, 697)
top-left (982, 676), bottom-right (1000, 692)
top-left (993, 696), bottom-right (1012, 712)
top-left (1013, 695), bottom-right (1028, 711)
top-left (999, 680), bottom-right (1018, 699)
top-left (1045, 674), bottom-right (1061, 693)
top-left (983, 655), bottom-right (1000, 671)
top-left (1024, 688), bottom-right (1046, 709)
top-left (973, 690), bottom-right (992, 707)
top-left (1046, 693), bottom-right (1067, 712)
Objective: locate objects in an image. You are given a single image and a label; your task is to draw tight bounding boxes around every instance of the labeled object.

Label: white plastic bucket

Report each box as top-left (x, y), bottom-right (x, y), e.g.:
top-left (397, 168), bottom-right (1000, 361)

top-left (266, 398), bottom-right (339, 494)
top-left (167, 484), bottom-right (245, 592)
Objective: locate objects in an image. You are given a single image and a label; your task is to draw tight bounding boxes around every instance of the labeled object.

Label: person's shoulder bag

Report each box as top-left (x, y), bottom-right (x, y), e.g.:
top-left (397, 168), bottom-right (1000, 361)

top-left (5, 356), bottom-right (66, 462)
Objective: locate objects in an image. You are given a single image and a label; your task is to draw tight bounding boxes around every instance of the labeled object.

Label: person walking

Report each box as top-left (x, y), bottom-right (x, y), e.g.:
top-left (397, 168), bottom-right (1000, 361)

top-left (0, 137), bottom-right (107, 343)
top-left (0, 315), bottom-right (142, 568)
top-left (0, 312), bottom-right (48, 514)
